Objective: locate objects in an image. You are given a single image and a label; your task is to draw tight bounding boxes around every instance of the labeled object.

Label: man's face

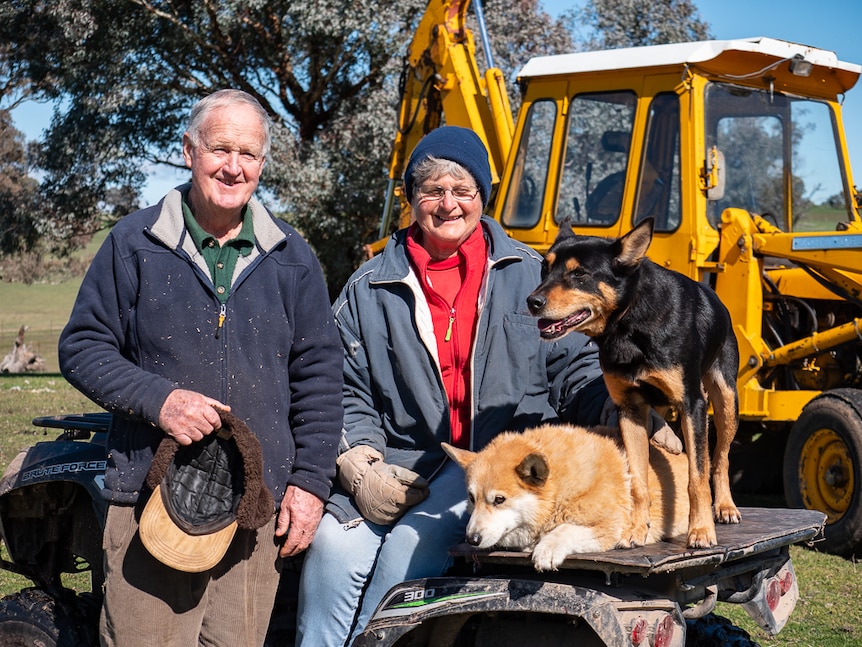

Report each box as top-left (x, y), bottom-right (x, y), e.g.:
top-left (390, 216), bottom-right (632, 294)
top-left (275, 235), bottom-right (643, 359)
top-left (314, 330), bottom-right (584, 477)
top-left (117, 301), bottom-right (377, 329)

top-left (182, 103), bottom-right (266, 221)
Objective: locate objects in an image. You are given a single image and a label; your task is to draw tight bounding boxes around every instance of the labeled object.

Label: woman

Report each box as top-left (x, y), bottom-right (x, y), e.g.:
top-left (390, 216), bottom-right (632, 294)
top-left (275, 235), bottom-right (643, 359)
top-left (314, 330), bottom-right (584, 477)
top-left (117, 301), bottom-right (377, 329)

top-left (296, 126), bottom-right (607, 646)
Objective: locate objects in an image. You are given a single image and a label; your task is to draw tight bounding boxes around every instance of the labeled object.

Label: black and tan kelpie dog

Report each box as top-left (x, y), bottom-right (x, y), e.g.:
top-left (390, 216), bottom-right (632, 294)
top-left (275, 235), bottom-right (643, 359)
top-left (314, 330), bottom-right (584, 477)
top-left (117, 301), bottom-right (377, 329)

top-left (526, 217), bottom-right (741, 549)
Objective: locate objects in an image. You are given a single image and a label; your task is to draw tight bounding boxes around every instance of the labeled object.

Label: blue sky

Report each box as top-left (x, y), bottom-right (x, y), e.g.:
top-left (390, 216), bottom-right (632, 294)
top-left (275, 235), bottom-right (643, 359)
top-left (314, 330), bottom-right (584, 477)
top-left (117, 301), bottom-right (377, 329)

top-left (9, 0), bottom-right (862, 205)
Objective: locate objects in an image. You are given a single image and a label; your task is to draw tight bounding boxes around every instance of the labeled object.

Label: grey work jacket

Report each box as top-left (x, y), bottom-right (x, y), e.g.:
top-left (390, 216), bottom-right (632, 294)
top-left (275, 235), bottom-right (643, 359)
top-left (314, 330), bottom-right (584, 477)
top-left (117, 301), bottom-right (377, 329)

top-left (327, 217), bottom-right (606, 523)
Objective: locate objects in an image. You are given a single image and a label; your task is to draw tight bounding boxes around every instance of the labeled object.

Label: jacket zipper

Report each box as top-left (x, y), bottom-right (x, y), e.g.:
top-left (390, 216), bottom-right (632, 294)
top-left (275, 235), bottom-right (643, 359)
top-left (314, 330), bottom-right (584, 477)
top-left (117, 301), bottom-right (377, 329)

top-left (444, 307), bottom-right (455, 342)
top-left (215, 303), bottom-right (226, 339)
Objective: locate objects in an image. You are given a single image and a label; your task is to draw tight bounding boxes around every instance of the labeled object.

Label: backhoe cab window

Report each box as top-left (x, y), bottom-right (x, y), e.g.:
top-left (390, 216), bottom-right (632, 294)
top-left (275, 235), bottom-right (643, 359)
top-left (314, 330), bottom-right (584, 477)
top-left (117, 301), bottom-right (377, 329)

top-left (705, 82), bottom-right (847, 232)
top-left (557, 91), bottom-right (637, 226)
top-left (635, 93), bottom-right (682, 231)
top-left (501, 99), bottom-right (556, 228)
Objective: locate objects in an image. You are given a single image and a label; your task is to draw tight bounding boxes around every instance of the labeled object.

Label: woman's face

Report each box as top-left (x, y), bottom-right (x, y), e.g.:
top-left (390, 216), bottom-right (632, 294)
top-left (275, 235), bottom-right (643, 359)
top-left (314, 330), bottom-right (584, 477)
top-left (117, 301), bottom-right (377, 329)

top-left (412, 173), bottom-right (483, 260)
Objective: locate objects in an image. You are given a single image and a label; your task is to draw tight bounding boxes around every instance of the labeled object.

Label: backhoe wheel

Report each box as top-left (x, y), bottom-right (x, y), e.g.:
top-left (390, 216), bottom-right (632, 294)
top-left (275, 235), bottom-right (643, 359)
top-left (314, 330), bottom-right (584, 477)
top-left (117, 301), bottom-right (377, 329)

top-left (0, 588), bottom-right (84, 647)
top-left (783, 388), bottom-right (862, 556)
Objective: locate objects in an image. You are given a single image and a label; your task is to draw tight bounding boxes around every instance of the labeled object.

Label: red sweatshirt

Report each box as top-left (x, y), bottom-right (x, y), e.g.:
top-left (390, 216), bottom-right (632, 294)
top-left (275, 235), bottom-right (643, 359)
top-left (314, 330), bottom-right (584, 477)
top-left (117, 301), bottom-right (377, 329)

top-left (406, 225), bottom-right (487, 448)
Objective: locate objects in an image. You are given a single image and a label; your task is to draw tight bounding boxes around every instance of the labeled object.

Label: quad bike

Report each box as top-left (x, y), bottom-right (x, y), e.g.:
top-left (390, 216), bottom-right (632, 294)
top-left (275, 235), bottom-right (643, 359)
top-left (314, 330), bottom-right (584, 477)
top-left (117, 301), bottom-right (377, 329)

top-left (353, 508), bottom-right (824, 647)
top-left (0, 411), bottom-right (305, 647)
top-left (0, 413), bottom-right (108, 646)
top-left (0, 414), bottom-right (826, 647)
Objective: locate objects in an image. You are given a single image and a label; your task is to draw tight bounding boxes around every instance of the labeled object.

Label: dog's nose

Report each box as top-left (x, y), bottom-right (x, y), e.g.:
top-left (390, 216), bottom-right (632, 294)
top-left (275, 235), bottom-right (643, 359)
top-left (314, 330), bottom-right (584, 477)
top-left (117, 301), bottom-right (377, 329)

top-left (466, 532), bottom-right (482, 546)
top-left (526, 293), bottom-right (546, 315)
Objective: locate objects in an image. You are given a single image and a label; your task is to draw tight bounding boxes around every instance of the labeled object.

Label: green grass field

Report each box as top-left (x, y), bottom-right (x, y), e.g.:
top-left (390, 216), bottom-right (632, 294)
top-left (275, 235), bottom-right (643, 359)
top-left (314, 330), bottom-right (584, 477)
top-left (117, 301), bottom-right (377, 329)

top-left (0, 230), bottom-right (105, 373)
top-left (0, 280), bottom-right (82, 374)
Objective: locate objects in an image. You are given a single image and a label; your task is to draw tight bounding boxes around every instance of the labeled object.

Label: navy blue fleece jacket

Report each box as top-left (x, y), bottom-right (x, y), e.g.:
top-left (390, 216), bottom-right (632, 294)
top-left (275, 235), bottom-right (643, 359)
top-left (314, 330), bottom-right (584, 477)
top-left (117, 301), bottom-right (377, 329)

top-left (59, 185), bottom-right (343, 505)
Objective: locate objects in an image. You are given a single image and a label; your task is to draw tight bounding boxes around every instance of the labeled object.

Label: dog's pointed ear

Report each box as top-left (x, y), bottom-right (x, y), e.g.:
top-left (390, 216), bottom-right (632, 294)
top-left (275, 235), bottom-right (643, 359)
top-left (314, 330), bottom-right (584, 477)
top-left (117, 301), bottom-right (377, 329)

top-left (555, 217), bottom-right (575, 241)
top-left (516, 453), bottom-right (549, 487)
top-left (442, 442), bottom-right (476, 470)
top-left (614, 217), bottom-right (654, 270)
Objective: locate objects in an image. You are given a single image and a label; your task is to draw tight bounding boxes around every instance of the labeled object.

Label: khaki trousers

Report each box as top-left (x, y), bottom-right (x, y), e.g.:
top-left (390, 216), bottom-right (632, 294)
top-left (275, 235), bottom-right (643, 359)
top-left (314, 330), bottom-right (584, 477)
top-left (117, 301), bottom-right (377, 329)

top-left (99, 503), bottom-right (281, 647)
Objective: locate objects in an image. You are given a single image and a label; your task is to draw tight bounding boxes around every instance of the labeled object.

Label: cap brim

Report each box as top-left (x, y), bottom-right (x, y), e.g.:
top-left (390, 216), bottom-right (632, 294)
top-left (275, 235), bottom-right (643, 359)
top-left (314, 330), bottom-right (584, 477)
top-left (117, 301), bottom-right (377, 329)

top-left (139, 484), bottom-right (237, 573)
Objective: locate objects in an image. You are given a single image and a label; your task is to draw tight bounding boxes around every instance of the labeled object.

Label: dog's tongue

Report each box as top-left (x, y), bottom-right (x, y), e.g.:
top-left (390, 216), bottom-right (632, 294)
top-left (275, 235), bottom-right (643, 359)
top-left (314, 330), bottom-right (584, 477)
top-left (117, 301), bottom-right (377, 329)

top-left (537, 310), bottom-right (590, 338)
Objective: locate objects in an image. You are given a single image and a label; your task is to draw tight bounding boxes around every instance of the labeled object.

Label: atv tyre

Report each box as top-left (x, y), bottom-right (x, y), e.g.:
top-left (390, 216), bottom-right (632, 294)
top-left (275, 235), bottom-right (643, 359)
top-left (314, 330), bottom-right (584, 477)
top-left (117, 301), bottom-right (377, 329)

top-left (0, 588), bottom-right (90, 647)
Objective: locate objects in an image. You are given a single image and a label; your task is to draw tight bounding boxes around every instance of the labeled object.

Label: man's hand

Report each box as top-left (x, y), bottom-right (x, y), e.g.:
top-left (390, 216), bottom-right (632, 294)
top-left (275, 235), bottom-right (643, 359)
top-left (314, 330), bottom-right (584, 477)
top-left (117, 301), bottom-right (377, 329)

top-left (275, 485), bottom-right (324, 558)
top-left (158, 389), bottom-right (230, 445)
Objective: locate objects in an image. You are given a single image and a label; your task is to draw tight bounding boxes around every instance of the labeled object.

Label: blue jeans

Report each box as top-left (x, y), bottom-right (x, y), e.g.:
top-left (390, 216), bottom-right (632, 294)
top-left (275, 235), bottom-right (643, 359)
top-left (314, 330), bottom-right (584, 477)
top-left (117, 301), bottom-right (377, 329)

top-left (296, 459), bottom-right (469, 647)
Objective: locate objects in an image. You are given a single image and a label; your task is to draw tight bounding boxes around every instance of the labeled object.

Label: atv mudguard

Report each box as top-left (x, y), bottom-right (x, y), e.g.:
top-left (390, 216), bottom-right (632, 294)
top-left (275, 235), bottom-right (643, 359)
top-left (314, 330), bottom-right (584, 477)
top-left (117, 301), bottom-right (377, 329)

top-left (0, 413), bottom-right (110, 594)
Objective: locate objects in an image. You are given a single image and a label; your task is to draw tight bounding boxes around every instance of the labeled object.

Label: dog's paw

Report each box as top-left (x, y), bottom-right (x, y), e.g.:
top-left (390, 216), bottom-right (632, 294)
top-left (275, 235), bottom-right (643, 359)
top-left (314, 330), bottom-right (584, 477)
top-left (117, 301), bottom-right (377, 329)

top-left (616, 535), bottom-right (646, 549)
top-left (532, 533), bottom-right (574, 571)
top-left (531, 526), bottom-right (600, 571)
top-left (686, 526), bottom-right (717, 548)
top-left (714, 502), bottom-right (742, 524)
top-left (531, 543), bottom-right (563, 572)
top-left (617, 523), bottom-right (648, 549)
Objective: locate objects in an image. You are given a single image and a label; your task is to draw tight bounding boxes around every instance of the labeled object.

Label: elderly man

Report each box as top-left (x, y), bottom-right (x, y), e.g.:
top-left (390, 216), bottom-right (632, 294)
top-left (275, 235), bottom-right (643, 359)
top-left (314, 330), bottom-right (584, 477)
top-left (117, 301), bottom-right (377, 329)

top-left (59, 89), bottom-right (343, 647)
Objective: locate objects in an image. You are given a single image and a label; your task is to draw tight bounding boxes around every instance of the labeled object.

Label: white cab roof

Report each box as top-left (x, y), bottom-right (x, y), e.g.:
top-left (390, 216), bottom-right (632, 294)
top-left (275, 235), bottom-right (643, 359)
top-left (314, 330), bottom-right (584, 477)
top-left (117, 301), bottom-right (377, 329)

top-left (518, 37), bottom-right (861, 84)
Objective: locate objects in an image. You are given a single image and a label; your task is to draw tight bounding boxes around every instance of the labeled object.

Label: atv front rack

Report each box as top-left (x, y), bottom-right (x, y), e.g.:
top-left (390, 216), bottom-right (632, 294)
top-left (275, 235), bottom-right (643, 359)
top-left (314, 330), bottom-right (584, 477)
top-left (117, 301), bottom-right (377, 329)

top-left (31, 412), bottom-right (112, 440)
top-left (449, 507), bottom-right (825, 577)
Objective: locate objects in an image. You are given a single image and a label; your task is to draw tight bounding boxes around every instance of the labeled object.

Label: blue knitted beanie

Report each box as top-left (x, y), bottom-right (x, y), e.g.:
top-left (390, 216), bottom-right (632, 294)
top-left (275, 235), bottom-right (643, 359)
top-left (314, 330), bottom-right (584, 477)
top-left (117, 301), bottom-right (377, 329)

top-left (403, 126), bottom-right (492, 207)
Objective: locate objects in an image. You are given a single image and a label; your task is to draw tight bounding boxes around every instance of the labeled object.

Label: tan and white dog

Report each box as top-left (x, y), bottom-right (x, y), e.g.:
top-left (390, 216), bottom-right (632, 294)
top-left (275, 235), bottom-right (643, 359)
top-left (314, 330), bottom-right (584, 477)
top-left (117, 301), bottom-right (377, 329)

top-left (442, 423), bottom-right (690, 571)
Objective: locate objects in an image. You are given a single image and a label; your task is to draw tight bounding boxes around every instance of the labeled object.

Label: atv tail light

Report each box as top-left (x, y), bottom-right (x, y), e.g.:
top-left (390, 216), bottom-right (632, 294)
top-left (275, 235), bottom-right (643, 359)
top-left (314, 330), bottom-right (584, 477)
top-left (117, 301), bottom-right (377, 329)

top-left (653, 613), bottom-right (675, 647)
top-left (766, 578), bottom-right (782, 611)
top-left (780, 570), bottom-right (794, 594)
top-left (629, 616), bottom-right (647, 644)
top-left (767, 568), bottom-right (794, 611)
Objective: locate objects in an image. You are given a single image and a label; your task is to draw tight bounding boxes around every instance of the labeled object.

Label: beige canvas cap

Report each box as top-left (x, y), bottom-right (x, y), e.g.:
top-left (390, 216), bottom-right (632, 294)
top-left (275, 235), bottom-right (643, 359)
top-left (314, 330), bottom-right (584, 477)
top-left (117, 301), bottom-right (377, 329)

top-left (139, 483), bottom-right (238, 573)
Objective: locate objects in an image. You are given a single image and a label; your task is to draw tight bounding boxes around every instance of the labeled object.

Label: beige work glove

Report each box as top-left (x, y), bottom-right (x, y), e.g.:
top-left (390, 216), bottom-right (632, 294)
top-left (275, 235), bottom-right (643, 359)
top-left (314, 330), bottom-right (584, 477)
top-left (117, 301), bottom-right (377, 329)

top-left (599, 398), bottom-right (683, 454)
top-left (337, 445), bottom-right (430, 525)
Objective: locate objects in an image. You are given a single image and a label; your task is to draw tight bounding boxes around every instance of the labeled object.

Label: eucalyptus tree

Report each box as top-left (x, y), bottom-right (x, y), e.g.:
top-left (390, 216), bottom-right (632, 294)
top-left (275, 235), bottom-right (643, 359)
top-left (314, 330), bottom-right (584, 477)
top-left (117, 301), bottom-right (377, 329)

top-left (0, 1), bottom-right (601, 292)
top-left (0, 111), bottom-right (40, 257)
top-left (0, 0), bottom-right (421, 290)
top-left (564, 0), bottom-right (710, 50)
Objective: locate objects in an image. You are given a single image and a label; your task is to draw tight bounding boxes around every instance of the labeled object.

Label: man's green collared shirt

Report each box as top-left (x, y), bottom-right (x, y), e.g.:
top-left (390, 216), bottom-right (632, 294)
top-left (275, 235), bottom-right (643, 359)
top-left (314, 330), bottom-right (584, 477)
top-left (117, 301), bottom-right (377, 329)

top-left (182, 200), bottom-right (255, 304)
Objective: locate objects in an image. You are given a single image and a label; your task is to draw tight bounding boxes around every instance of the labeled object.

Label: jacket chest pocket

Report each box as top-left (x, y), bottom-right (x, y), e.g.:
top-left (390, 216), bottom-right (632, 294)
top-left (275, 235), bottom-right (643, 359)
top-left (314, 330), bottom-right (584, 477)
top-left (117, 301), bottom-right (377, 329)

top-left (477, 311), bottom-right (546, 399)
